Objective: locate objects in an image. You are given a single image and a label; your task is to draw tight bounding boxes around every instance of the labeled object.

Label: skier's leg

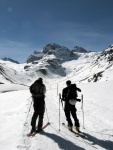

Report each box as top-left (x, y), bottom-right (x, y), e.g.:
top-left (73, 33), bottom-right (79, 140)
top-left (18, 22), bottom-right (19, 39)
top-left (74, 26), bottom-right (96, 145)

top-left (71, 107), bottom-right (80, 127)
top-left (38, 106), bottom-right (45, 129)
top-left (64, 108), bottom-right (73, 127)
top-left (31, 111), bottom-right (38, 131)
top-left (38, 113), bottom-right (44, 129)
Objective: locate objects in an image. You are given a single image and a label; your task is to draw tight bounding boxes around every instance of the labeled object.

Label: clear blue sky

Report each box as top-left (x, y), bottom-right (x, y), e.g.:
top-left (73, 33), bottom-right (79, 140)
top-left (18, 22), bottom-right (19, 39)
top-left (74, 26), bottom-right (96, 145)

top-left (0, 0), bottom-right (113, 62)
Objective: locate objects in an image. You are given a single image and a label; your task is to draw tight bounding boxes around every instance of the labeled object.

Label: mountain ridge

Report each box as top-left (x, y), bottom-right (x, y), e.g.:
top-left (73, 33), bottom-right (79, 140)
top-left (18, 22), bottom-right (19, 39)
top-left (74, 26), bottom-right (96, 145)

top-left (0, 43), bottom-right (113, 84)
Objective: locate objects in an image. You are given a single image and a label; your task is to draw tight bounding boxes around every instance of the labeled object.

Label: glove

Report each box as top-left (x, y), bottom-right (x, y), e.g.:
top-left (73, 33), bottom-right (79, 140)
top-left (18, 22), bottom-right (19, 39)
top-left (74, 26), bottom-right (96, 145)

top-left (61, 98), bottom-right (65, 101)
top-left (76, 98), bottom-right (81, 102)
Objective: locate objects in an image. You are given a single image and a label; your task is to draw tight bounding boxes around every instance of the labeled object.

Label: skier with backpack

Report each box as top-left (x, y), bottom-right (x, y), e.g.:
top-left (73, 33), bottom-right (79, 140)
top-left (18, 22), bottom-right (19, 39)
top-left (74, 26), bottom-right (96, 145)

top-left (28, 77), bottom-right (46, 135)
top-left (62, 80), bottom-right (81, 131)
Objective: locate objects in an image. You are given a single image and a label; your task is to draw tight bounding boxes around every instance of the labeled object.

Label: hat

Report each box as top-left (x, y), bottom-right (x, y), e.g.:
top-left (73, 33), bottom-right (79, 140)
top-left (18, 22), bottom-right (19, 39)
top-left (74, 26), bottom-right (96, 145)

top-left (37, 77), bottom-right (43, 84)
top-left (66, 80), bottom-right (71, 85)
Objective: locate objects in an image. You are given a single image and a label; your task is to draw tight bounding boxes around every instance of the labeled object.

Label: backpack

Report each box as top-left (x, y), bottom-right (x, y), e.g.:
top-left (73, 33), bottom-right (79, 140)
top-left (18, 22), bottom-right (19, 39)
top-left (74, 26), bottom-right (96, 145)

top-left (67, 84), bottom-right (78, 105)
top-left (30, 81), bottom-right (46, 98)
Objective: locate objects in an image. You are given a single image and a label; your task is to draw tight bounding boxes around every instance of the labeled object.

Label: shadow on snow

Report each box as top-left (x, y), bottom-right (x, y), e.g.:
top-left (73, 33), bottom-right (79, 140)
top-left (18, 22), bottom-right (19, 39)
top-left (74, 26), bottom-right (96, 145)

top-left (39, 130), bottom-right (85, 150)
top-left (83, 133), bottom-right (113, 150)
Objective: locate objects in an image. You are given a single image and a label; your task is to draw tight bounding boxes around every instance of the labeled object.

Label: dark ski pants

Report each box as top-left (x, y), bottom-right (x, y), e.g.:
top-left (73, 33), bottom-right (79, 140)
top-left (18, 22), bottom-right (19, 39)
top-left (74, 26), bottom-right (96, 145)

top-left (64, 106), bottom-right (80, 127)
top-left (31, 105), bottom-right (45, 129)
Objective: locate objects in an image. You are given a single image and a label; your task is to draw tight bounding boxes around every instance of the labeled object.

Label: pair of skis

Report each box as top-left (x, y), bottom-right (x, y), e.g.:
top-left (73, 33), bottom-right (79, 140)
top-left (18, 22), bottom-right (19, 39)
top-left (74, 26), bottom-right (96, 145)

top-left (27, 122), bottom-right (50, 137)
top-left (62, 123), bottom-right (85, 137)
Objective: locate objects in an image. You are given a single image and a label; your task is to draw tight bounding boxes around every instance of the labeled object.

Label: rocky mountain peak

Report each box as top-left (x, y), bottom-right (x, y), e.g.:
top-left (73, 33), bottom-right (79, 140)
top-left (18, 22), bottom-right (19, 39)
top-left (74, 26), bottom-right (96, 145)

top-left (72, 46), bottom-right (87, 53)
top-left (1, 57), bottom-right (19, 64)
top-left (26, 43), bottom-right (75, 63)
top-left (96, 45), bottom-right (113, 62)
top-left (43, 43), bottom-right (62, 54)
top-left (105, 44), bottom-right (113, 52)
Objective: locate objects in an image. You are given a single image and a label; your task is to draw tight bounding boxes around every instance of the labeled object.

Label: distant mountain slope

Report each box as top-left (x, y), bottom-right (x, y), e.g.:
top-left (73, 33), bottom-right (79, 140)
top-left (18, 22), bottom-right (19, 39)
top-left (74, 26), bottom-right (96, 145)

top-left (62, 45), bottom-right (113, 83)
top-left (26, 43), bottom-right (76, 63)
top-left (72, 46), bottom-right (88, 53)
top-left (0, 60), bottom-right (31, 84)
top-left (1, 57), bottom-right (19, 64)
top-left (0, 43), bottom-right (113, 84)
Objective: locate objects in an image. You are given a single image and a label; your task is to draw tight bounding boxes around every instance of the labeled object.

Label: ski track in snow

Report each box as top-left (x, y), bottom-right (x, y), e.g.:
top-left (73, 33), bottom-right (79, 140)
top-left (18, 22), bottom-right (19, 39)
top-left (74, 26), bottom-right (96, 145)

top-left (0, 81), bottom-right (113, 150)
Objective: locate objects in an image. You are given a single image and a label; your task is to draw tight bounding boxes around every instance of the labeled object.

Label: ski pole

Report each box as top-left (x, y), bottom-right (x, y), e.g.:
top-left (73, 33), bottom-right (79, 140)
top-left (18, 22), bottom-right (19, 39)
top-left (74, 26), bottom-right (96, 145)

top-left (59, 93), bottom-right (63, 110)
top-left (81, 94), bottom-right (85, 129)
top-left (24, 99), bottom-right (32, 125)
top-left (59, 93), bottom-right (61, 131)
top-left (45, 104), bottom-right (50, 123)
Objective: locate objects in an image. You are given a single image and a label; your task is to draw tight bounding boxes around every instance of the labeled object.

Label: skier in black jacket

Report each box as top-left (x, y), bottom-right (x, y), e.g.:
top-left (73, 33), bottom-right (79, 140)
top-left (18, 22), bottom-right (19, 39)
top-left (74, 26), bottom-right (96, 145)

top-left (29, 77), bottom-right (46, 134)
top-left (62, 80), bottom-right (81, 131)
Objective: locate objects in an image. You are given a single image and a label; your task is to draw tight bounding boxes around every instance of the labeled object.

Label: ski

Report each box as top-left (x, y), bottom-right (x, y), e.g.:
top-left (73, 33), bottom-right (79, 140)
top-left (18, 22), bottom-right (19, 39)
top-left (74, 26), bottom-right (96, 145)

top-left (77, 131), bottom-right (85, 137)
top-left (74, 129), bottom-right (85, 137)
top-left (62, 123), bottom-right (97, 149)
top-left (27, 122), bottom-right (50, 137)
top-left (62, 123), bottom-right (79, 137)
top-left (62, 123), bottom-right (85, 137)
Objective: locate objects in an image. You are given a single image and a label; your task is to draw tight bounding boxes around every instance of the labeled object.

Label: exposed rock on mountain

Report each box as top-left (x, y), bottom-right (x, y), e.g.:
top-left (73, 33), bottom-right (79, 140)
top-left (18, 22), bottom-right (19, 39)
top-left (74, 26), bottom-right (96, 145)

top-left (1, 57), bottom-right (19, 64)
top-left (26, 43), bottom-right (76, 63)
top-left (43, 43), bottom-right (62, 54)
top-left (0, 43), bottom-right (113, 84)
top-left (96, 45), bottom-right (113, 62)
top-left (72, 46), bottom-right (88, 53)
top-left (26, 51), bottom-right (44, 63)
top-left (24, 55), bottom-right (66, 77)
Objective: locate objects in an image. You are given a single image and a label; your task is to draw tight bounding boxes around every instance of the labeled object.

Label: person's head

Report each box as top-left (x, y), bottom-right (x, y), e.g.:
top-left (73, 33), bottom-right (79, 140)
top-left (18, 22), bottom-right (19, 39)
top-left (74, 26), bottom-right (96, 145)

top-left (66, 80), bottom-right (71, 87)
top-left (37, 77), bottom-right (43, 84)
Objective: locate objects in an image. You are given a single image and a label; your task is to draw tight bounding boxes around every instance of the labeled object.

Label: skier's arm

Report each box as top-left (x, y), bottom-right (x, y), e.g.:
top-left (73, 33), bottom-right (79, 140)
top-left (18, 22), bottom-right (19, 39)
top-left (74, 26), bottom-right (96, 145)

top-left (76, 87), bottom-right (81, 92)
top-left (43, 85), bottom-right (46, 95)
top-left (29, 84), bottom-right (34, 94)
top-left (62, 88), bottom-right (66, 101)
top-left (76, 87), bottom-right (81, 102)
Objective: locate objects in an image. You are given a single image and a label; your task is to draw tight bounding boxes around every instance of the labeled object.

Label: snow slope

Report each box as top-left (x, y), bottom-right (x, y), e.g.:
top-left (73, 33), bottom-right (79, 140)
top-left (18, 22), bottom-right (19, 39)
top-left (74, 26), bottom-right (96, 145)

top-left (1, 44), bottom-right (113, 85)
top-left (0, 44), bottom-right (113, 150)
top-left (0, 79), bottom-right (113, 150)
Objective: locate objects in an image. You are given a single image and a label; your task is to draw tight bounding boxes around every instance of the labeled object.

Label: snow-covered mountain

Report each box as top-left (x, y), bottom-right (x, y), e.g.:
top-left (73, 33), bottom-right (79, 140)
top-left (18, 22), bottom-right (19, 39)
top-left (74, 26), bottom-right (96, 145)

top-left (0, 43), bottom-right (113, 85)
top-left (72, 46), bottom-right (88, 53)
top-left (0, 43), bottom-right (113, 150)
top-left (26, 43), bottom-right (76, 63)
top-left (1, 57), bottom-right (19, 64)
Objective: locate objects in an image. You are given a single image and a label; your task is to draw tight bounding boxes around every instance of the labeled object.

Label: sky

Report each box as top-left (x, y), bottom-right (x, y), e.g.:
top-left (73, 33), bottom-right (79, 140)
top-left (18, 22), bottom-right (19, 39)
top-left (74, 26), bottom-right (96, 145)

top-left (0, 0), bottom-right (113, 63)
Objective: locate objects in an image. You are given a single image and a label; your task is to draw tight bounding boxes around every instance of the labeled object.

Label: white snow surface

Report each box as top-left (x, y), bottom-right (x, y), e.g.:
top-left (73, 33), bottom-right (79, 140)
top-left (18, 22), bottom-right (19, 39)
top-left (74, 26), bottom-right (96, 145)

top-left (0, 47), bottom-right (113, 150)
top-left (0, 79), bottom-right (113, 150)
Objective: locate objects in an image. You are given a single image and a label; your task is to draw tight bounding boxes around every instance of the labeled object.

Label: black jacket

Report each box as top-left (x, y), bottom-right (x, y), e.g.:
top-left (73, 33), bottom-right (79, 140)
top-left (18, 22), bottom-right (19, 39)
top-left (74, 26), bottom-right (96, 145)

top-left (62, 84), bottom-right (81, 103)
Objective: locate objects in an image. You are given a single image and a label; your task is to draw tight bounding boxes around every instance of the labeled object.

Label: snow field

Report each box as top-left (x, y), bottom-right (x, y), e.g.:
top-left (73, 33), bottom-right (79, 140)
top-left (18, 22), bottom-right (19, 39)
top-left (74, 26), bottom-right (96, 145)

top-left (0, 80), bottom-right (113, 150)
